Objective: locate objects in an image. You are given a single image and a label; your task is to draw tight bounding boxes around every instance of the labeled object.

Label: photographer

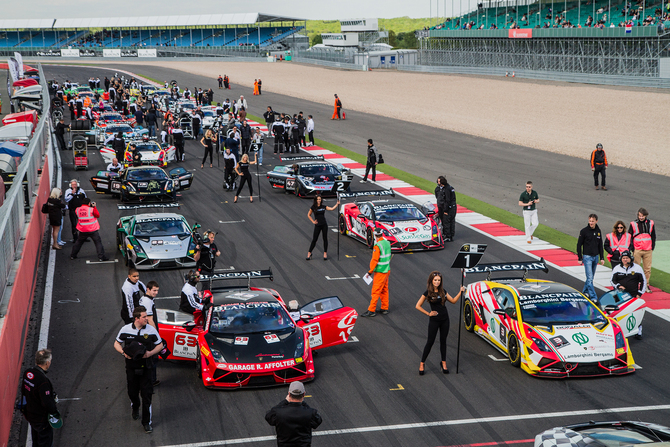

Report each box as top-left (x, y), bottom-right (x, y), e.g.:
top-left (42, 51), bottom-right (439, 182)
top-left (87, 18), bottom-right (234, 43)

top-left (70, 198), bottom-right (108, 262)
top-left (194, 230), bottom-right (221, 275)
top-left (518, 181), bottom-right (539, 244)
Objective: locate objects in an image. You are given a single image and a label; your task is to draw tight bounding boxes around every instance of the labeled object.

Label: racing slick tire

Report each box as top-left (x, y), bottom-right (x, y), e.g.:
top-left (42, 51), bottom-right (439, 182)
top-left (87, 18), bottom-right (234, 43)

top-left (195, 350), bottom-right (202, 379)
top-left (508, 333), bottom-right (521, 367)
top-left (338, 215), bottom-right (347, 235)
top-left (463, 299), bottom-right (475, 333)
top-left (366, 229), bottom-right (374, 249)
top-left (80, 119), bottom-right (91, 130)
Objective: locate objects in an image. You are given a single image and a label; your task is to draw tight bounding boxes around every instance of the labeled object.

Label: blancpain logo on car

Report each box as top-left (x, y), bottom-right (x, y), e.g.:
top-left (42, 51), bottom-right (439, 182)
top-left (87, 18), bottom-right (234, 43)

top-left (537, 324), bottom-right (615, 361)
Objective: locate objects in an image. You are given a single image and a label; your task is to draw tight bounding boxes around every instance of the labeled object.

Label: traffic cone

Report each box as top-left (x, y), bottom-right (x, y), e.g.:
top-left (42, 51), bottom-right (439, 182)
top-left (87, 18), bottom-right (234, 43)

top-left (505, 71), bottom-right (509, 77)
top-left (512, 71), bottom-right (516, 77)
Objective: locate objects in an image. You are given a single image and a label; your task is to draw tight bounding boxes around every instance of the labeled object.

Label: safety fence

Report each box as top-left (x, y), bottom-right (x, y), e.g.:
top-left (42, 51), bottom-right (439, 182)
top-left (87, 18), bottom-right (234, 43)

top-left (292, 56), bottom-right (367, 71)
top-left (0, 63), bottom-right (52, 447)
top-left (397, 63), bottom-right (670, 88)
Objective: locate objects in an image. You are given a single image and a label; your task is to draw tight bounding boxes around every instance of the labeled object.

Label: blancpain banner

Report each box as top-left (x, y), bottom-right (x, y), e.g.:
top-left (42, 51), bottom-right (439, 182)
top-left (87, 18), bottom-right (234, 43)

top-left (137, 49), bottom-right (157, 57)
top-left (103, 49), bottom-right (121, 58)
top-left (60, 49), bottom-right (80, 58)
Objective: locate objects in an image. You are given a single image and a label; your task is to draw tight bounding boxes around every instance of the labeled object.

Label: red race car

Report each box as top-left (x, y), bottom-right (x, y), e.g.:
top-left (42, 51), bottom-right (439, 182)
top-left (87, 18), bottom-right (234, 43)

top-left (156, 269), bottom-right (358, 389)
top-left (338, 190), bottom-right (443, 252)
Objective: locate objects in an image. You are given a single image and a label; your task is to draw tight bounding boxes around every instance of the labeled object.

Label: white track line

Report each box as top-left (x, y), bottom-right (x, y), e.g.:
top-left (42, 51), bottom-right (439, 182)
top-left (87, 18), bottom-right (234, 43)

top-left (159, 403), bottom-right (670, 447)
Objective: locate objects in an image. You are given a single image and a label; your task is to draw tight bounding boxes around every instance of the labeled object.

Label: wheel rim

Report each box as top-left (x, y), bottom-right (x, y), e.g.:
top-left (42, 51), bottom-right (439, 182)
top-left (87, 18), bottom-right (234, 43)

top-left (339, 215), bottom-right (346, 234)
top-left (509, 335), bottom-right (519, 362)
top-left (366, 230), bottom-right (373, 248)
top-left (464, 301), bottom-right (473, 329)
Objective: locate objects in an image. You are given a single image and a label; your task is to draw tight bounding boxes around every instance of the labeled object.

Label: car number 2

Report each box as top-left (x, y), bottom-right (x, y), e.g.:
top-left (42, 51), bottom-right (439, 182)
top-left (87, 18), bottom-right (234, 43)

top-left (173, 333), bottom-right (198, 359)
top-left (304, 322), bottom-right (323, 348)
top-left (335, 182), bottom-right (345, 192)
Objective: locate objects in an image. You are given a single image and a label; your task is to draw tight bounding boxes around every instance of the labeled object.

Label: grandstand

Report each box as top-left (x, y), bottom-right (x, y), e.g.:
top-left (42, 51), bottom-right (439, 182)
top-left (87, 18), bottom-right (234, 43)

top-left (0, 14), bottom-right (305, 51)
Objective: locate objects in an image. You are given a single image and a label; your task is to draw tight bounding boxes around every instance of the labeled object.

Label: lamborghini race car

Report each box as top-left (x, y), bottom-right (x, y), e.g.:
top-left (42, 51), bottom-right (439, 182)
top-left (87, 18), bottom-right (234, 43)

top-left (89, 123), bottom-right (147, 147)
top-left (94, 112), bottom-right (136, 128)
top-left (595, 290), bottom-right (646, 338)
top-left (116, 210), bottom-right (198, 269)
top-left (338, 195), bottom-right (443, 252)
top-left (462, 260), bottom-right (635, 378)
top-left (156, 269), bottom-right (358, 389)
top-left (122, 140), bottom-right (176, 168)
top-left (267, 156), bottom-right (353, 198)
top-left (89, 165), bottom-right (190, 202)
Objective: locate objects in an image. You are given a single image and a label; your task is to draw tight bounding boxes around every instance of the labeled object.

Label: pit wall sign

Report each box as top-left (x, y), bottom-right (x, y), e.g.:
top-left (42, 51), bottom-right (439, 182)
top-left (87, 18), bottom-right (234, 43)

top-left (508, 29), bottom-right (532, 38)
top-left (60, 49), bottom-right (80, 57)
top-left (137, 49), bottom-right (157, 58)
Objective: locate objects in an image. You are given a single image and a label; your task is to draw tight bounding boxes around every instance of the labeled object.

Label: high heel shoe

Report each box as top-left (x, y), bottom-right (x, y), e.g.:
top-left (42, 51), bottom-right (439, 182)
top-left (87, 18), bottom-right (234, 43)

top-left (440, 362), bottom-right (449, 374)
top-left (233, 196), bottom-right (238, 203)
top-left (306, 254), bottom-right (312, 261)
top-left (419, 363), bottom-right (425, 376)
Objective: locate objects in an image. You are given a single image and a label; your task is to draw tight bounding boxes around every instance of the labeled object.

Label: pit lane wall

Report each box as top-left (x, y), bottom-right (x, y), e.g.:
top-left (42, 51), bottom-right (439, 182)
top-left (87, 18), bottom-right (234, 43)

top-left (0, 63), bottom-right (51, 447)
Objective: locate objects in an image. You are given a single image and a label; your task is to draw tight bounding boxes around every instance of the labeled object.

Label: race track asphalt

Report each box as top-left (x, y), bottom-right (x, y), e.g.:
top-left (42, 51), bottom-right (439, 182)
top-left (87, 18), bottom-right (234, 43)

top-left (29, 65), bottom-right (670, 447)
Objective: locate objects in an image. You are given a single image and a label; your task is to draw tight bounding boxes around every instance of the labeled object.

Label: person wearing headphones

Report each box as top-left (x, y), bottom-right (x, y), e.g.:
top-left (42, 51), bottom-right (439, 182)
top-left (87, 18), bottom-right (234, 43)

top-left (180, 270), bottom-right (203, 315)
top-left (194, 230), bottom-right (221, 275)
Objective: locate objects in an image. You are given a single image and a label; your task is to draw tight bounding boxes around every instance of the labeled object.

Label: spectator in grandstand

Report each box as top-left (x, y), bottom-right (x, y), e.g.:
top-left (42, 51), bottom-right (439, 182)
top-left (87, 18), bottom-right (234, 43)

top-left (518, 181), bottom-right (539, 244)
top-left (590, 143), bottom-right (608, 190)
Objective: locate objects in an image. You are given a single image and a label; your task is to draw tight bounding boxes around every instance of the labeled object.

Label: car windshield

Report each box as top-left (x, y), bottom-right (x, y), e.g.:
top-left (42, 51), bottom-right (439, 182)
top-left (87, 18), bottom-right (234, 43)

top-left (127, 168), bottom-right (168, 181)
top-left (134, 143), bottom-right (160, 152)
top-left (102, 114), bottom-right (123, 121)
top-left (374, 204), bottom-right (426, 222)
top-left (106, 125), bottom-right (132, 133)
top-left (518, 291), bottom-right (606, 326)
top-left (299, 164), bottom-right (339, 176)
top-left (181, 103), bottom-right (196, 109)
top-left (580, 428), bottom-right (659, 446)
top-left (133, 218), bottom-right (189, 236)
top-left (203, 111), bottom-right (214, 117)
top-left (209, 302), bottom-right (293, 335)
top-left (78, 87), bottom-right (92, 92)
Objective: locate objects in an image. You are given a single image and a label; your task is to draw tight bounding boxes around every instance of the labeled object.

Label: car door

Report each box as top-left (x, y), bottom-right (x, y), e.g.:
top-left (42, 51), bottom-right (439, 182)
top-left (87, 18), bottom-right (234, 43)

top-left (349, 202), bottom-right (371, 239)
top-left (491, 287), bottom-right (517, 347)
top-left (599, 291), bottom-right (646, 338)
top-left (295, 296), bottom-right (358, 351)
top-left (155, 308), bottom-right (202, 361)
top-left (169, 167), bottom-right (192, 190)
top-left (89, 171), bottom-right (116, 194)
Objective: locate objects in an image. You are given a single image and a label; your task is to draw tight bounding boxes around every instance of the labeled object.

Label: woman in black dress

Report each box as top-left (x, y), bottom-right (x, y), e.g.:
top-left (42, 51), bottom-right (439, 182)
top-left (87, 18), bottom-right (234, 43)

top-left (47, 188), bottom-right (66, 250)
top-left (415, 271), bottom-right (465, 375)
top-left (200, 129), bottom-right (214, 168)
top-left (306, 195), bottom-right (339, 260)
top-left (234, 152), bottom-right (257, 203)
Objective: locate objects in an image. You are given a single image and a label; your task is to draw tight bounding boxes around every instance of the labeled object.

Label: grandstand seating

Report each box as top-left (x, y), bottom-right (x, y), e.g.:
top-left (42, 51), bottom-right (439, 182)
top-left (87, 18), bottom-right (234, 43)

top-left (434, 0), bottom-right (665, 29)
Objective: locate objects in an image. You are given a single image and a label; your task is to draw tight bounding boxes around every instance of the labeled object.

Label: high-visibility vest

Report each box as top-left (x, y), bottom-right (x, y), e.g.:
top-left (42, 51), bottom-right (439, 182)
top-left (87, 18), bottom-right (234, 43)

top-left (76, 205), bottom-right (100, 233)
top-left (630, 220), bottom-right (654, 251)
top-left (605, 232), bottom-right (631, 261)
top-left (373, 239), bottom-right (391, 273)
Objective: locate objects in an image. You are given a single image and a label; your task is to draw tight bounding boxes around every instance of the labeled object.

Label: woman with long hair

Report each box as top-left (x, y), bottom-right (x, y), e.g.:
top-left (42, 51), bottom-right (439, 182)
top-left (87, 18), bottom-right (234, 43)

top-left (306, 195), bottom-right (339, 261)
top-left (200, 129), bottom-right (214, 168)
top-left (234, 152), bottom-right (258, 203)
top-left (605, 220), bottom-right (631, 268)
top-left (47, 188), bottom-right (66, 250)
top-left (415, 271), bottom-right (465, 375)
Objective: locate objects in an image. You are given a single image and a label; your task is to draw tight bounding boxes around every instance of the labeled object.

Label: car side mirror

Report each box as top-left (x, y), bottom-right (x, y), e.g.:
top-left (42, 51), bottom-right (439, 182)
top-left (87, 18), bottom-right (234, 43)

top-left (182, 321), bottom-right (197, 332)
top-left (604, 304), bottom-right (619, 313)
top-left (493, 309), bottom-right (507, 316)
top-left (300, 314), bottom-right (312, 323)
top-left (357, 214), bottom-right (366, 219)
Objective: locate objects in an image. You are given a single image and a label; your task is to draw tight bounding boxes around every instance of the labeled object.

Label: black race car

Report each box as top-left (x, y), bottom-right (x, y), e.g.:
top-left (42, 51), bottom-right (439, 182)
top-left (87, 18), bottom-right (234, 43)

top-left (267, 155), bottom-right (353, 198)
top-left (89, 166), bottom-right (192, 202)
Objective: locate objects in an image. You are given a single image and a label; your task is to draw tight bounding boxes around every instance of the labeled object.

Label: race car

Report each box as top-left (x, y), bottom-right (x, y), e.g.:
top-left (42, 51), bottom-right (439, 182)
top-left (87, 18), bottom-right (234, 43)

top-left (94, 112), bottom-right (136, 129)
top-left (462, 260), bottom-right (635, 378)
top-left (89, 166), bottom-right (188, 202)
top-left (338, 191), bottom-right (443, 252)
top-left (535, 421), bottom-right (670, 447)
top-left (156, 269), bottom-right (358, 389)
top-left (115, 139), bottom-right (176, 168)
top-left (116, 208), bottom-right (198, 269)
top-left (267, 156), bottom-right (353, 198)
top-left (89, 123), bottom-right (148, 147)
top-left (595, 289), bottom-right (646, 338)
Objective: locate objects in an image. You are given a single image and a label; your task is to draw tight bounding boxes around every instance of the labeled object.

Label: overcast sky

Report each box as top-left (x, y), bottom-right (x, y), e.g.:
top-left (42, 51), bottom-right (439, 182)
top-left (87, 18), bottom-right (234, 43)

top-left (6, 0), bottom-right (464, 21)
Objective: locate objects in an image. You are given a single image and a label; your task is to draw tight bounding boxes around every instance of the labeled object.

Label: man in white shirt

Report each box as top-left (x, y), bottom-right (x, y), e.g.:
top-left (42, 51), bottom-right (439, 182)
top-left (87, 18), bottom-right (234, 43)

top-left (306, 115), bottom-right (315, 146)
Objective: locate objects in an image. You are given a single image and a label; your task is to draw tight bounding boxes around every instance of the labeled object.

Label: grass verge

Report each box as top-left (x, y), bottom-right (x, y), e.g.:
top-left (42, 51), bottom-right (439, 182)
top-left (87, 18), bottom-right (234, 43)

top-left (248, 113), bottom-right (670, 293)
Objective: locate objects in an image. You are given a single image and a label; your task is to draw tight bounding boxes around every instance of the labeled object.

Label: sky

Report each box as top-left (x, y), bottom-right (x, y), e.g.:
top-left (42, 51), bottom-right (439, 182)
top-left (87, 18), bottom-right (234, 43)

top-left (5, 0), bottom-right (464, 21)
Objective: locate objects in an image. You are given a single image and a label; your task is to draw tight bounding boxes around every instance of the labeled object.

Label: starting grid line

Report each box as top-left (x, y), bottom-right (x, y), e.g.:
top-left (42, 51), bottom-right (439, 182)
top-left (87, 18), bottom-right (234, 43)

top-left (159, 403), bottom-right (670, 447)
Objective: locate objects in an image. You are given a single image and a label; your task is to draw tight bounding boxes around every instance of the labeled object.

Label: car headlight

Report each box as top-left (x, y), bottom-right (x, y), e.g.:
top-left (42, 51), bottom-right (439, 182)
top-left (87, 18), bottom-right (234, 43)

top-left (615, 331), bottom-right (625, 349)
top-left (531, 336), bottom-right (552, 352)
top-left (388, 227), bottom-right (402, 235)
top-left (211, 348), bottom-right (225, 363)
top-left (294, 333), bottom-right (305, 359)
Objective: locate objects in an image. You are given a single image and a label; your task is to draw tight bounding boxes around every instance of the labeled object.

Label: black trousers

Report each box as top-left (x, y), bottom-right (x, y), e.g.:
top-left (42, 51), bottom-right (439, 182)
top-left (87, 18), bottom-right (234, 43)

top-left (224, 166), bottom-right (236, 189)
top-left (175, 140), bottom-right (184, 161)
top-left (364, 162), bottom-right (376, 181)
top-left (201, 145), bottom-right (213, 165)
top-left (421, 317), bottom-right (450, 363)
top-left (68, 210), bottom-right (79, 239)
top-left (308, 131), bottom-right (314, 145)
top-left (236, 173), bottom-right (253, 196)
top-left (308, 224), bottom-right (328, 253)
top-left (299, 132), bottom-right (306, 146)
top-left (442, 206), bottom-right (457, 239)
top-left (241, 138), bottom-right (251, 155)
top-left (126, 367), bottom-right (153, 425)
top-left (594, 165), bottom-right (606, 187)
top-left (29, 419), bottom-right (53, 447)
top-left (283, 134), bottom-right (291, 153)
top-left (336, 107), bottom-right (342, 119)
top-left (273, 136), bottom-right (283, 153)
top-left (70, 230), bottom-right (105, 259)
top-left (56, 134), bottom-right (66, 151)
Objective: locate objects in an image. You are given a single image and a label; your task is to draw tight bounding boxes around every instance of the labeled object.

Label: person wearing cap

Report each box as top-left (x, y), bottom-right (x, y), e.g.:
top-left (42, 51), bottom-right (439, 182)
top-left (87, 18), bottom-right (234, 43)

top-left (610, 250), bottom-right (646, 299)
top-left (265, 381), bottom-right (322, 447)
top-left (21, 349), bottom-right (59, 447)
top-left (590, 143), bottom-right (608, 190)
top-left (114, 306), bottom-right (163, 434)
top-left (361, 228), bottom-right (392, 317)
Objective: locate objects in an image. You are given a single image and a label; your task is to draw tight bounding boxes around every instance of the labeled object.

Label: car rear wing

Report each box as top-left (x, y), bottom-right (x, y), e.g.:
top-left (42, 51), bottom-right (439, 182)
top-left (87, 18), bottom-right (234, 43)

top-left (117, 202), bottom-right (181, 214)
top-left (200, 268), bottom-right (274, 290)
top-left (279, 155), bottom-right (324, 162)
top-left (337, 189), bottom-right (395, 201)
top-left (465, 259), bottom-right (548, 281)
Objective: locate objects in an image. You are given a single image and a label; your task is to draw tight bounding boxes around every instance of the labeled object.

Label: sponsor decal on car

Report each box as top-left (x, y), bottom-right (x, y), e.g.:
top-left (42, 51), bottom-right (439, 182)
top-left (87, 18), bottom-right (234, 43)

top-left (234, 337), bottom-right (249, 346)
top-left (264, 334), bottom-right (280, 344)
top-left (220, 359), bottom-right (296, 371)
top-left (304, 323), bottom-right (323, 347)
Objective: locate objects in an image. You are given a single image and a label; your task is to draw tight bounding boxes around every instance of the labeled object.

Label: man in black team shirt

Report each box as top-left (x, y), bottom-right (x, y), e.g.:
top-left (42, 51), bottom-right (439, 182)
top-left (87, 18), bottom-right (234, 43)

top-left (114, 306), bottom-right (163, 434)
